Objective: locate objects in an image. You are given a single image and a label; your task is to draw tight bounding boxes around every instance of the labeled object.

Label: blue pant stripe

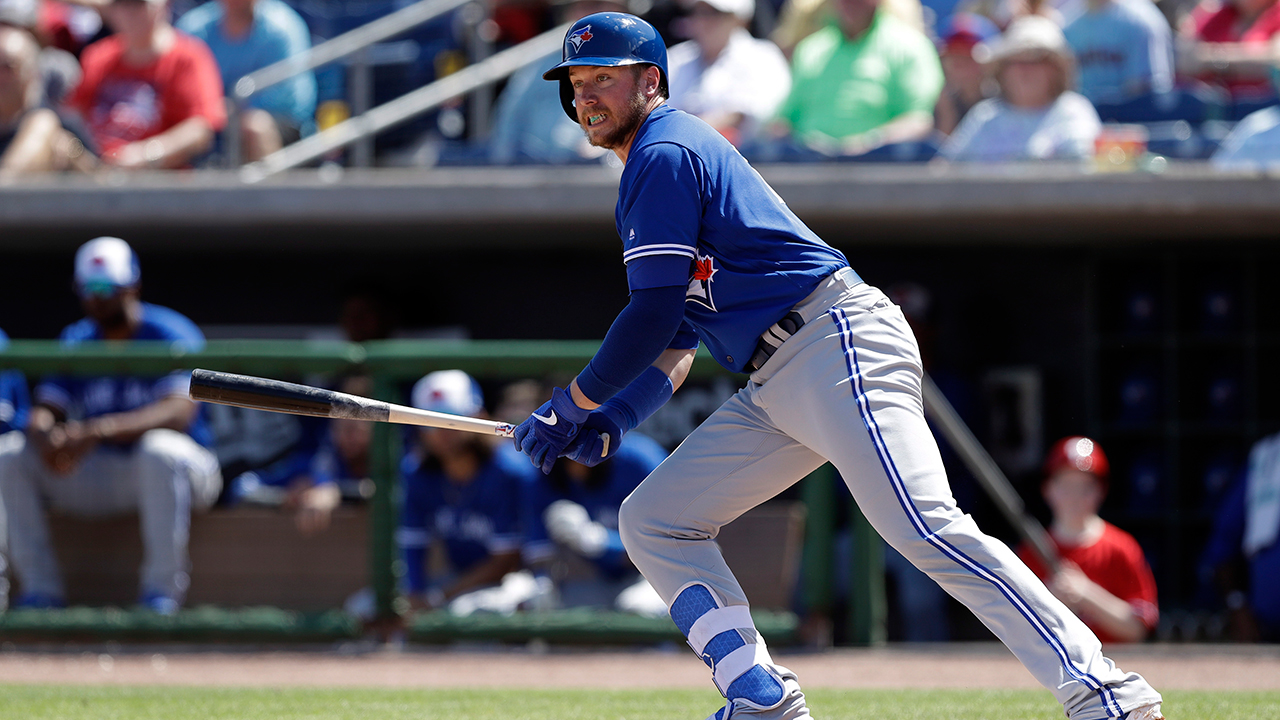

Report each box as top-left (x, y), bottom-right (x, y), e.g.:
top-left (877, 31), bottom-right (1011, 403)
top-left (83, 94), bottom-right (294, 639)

top-left (831, 307), bottom-right (1124, 718)
top-left (703, 629), bottom-right (747, 665)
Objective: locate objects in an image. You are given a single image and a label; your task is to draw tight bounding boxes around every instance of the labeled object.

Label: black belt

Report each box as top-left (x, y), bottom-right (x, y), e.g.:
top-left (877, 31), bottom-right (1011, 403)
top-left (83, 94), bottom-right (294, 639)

top-left (745, 310), bottom-right (806, 373)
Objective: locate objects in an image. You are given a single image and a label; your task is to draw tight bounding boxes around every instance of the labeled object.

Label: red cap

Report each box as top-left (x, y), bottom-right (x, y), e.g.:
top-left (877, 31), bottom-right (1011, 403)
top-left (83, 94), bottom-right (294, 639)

top-left (1043, 436), bottom-right (1110, 488)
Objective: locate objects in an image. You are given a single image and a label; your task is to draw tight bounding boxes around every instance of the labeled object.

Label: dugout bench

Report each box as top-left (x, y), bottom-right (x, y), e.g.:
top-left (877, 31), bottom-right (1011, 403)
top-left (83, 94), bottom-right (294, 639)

top-left (0, 341), bottom-right (882, 644)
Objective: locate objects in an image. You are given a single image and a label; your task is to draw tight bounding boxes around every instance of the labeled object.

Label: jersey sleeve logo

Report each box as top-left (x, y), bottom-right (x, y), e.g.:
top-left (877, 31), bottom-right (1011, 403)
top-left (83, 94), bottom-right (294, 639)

top-left (567, 25), bottom-right (593, 52)
top-left (686, 253), bottom-right (719, 311)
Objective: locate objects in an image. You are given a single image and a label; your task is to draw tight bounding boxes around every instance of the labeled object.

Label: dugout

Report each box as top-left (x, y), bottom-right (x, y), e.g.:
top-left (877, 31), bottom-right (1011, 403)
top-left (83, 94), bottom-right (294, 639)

top-left (1, 163), bottom-right (1278, 643)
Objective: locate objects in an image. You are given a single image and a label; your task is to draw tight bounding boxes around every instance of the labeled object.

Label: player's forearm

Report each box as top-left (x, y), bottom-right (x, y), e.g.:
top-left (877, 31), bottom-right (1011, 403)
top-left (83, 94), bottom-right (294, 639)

top-left (88, 395), bottom-right (198, 443)
top-left (1074, 582), bottom-right (1151, 642)
top-left (443, 551), bottom-right (521, 600)
top-left (572, 285), bottom-right (688, 406)
top-left (0, 109), bottom-right (63, 174)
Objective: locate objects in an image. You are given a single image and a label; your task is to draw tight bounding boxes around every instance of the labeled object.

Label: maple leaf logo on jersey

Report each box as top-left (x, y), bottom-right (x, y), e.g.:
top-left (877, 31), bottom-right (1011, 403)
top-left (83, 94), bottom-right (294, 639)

top-left (686, 253), bottom-right (719, 311)
top-left (567, 25), bottom-right (593, 52)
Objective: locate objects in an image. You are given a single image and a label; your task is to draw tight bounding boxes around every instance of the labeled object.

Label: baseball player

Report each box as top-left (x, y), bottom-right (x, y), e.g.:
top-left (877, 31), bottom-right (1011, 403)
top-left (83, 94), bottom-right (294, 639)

top-left (0, 237), bottom-right (222, 614)
top-left (512, 13), bottom-right (1165, 720)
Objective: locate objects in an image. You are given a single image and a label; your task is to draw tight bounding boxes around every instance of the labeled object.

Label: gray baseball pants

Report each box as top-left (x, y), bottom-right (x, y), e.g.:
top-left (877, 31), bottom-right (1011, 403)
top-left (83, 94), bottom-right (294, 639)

top-left (0, 429), bottom-right (221, 602)
top-left (619, 281), bottom-right (1162, 720)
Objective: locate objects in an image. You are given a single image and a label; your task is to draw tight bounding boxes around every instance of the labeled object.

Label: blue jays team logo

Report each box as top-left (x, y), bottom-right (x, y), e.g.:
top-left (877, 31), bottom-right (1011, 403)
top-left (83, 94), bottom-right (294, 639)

top-left (686, 252), bottom-right (719, 311)
top-left (567, 25), bottom-right (593, 52)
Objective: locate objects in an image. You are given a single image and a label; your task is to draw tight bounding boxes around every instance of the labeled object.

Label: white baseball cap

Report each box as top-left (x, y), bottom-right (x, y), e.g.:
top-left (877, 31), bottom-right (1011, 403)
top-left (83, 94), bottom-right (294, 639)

top-left (687, 0), bottom-right (754, 21)
top-left (74, 236), bottom-right (140, 293)
top-left (973, 15), bottom-right (1071, 65)
top-left (0, 0), bottom-right (37, 29)
top-left (411, 370), bottom-right (485, 418)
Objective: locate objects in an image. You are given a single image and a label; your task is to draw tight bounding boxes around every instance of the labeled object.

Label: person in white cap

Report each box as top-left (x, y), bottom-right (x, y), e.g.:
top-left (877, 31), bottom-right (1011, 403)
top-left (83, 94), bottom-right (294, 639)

top-left (0, 237), bottom-right (222, 614)
top-left (397, 370), bottom-right (544, 615)
top-left (941, 15), bottom-right (1102, 161)
top-left (665, 0), bottom-right (791, 145)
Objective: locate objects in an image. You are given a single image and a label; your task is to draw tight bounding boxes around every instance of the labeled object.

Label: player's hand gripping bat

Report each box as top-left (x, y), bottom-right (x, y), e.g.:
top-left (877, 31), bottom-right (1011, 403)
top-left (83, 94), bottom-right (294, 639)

top-left (188, 369), bottom-right (516, 438)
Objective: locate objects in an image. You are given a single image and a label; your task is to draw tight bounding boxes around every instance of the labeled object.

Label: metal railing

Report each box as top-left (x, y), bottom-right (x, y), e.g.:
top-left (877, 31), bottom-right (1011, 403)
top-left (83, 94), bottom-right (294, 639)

top-left (240, 23), bottom-right (569, 181)
top-left (225, 0), bottom-right (479, 168)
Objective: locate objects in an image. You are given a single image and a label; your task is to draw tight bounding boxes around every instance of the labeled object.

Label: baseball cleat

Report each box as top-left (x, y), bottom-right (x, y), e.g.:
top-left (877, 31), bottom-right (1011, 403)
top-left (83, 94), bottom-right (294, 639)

top-left (1122, 702), bottom-right (1163, 720)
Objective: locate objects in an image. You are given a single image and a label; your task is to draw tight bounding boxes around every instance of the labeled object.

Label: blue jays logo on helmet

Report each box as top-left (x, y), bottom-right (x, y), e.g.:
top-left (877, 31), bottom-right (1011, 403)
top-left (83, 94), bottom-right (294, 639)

top-left (542, 12), bottom-right (669, 122)
top-left (567, 25), bottom-right (594, 52)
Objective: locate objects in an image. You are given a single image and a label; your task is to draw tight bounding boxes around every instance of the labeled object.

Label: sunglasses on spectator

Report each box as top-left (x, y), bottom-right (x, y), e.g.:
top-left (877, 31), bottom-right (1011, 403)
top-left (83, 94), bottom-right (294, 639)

top-left (76, 280), bottom-right (124, 299)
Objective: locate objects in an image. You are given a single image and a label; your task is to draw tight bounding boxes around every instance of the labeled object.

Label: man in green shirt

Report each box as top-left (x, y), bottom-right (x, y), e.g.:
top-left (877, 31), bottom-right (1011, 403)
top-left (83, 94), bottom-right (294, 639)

top-left (774, 0), bottom-right (943, 155)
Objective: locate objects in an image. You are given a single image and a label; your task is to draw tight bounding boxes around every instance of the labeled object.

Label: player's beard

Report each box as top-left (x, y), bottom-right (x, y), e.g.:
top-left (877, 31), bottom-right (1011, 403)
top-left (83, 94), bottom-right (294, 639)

top-left (582, 89), bottom-right (648, 149)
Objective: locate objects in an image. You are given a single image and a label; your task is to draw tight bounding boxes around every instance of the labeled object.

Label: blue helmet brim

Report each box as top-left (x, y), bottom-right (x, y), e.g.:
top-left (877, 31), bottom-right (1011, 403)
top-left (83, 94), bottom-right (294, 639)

top-left (542, 57), bottom-right (647, 82)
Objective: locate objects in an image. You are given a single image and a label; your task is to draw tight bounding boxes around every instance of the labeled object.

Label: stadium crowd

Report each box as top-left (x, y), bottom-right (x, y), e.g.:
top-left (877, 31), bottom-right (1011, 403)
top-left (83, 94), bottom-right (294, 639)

top-left (1, 0), bottom-right (1279, 174)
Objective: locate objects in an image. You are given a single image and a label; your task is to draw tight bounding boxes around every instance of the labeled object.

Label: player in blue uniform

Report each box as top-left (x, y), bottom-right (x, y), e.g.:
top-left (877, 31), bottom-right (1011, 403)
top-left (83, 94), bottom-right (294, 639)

top-left (522, 431), bottom-right (669, 615)
top-left (398, 370), bottom-right (540, 614)
top-left (513, 14), bottom-right (1165, 720)
top-left (0, 327), bottom-right (32, 610)
top-left (0, 237), bottom-right (222, 613)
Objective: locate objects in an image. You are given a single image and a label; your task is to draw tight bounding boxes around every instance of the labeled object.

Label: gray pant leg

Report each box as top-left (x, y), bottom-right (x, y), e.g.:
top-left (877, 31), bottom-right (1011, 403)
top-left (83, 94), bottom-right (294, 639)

top-left (0, 432), bottom-right (66, 598)
top-left (757, 287), bottom-right (1160, 720)
top-left (133, 429), bottom-right (222, 600)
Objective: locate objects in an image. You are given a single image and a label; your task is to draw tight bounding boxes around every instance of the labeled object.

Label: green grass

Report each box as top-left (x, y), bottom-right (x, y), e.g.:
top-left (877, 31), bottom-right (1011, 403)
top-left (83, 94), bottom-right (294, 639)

top-left (0, 686), bottom-right (1275, 720)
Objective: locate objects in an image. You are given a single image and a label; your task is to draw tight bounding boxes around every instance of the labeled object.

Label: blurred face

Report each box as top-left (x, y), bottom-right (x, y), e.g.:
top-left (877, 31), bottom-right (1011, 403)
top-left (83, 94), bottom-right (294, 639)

top-left (1043, 469), bottom-right (1104, 522)
top-left (999, 52), bottom-right (1060, 109)
top-left (941, 44), bottom-right (984, 94)
top-left (103, 0), bottom-right (164, 43)
top-left (79, 283), bottom-right (135, 330)
top-left (419, 426), bottom-right (471, 459)
top-left (331, 417), bottom-right (372, 463)
top-left (833, 0), bottom-right (880, 36)
top-left (686, 3), bottom-right (739, 46)
top-left (568, 64), bottom-right (651, 149)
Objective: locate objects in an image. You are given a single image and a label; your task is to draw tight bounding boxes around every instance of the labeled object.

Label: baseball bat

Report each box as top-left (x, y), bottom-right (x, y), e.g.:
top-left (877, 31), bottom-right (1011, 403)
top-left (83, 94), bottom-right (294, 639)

top-left (921, 374), bottom-right (1061, 573)
top-left (189, 369), bottom-right (516, 438)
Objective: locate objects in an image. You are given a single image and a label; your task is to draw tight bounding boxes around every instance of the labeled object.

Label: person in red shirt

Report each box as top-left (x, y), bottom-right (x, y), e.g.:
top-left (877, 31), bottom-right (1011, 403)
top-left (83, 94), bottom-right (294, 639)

top-left (1018, 436), bottom-right (1160, 644)
top-left (1181, 0), bottom-right (1280, 101)
top-left (65, 0), bottom-right (224, 169)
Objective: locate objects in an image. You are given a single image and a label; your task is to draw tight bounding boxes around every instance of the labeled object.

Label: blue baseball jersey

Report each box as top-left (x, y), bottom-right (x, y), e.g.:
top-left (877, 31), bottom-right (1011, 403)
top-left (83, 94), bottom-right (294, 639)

top-left (1063, 0), bottom-right (1174, 104)
top-left (397, 447), bottom-right (535, 593)
top-left (522, 433), bottom-right (668, 579)
top-left (0, 328), bottom-right (31, 436)
top-left (34, 303), bottom-right (212, 448)
top-left (618, 104), bottom-right (851, 372)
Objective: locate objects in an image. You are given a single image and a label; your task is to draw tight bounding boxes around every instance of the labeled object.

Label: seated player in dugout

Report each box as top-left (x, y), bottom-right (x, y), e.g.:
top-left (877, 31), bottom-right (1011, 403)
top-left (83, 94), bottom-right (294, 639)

top-left (398, 370), bottom-right (543, 615)
top-left (1018, 437), bottom-right (1159, 644)
top-left (520, 414), bottom-right (669, 617)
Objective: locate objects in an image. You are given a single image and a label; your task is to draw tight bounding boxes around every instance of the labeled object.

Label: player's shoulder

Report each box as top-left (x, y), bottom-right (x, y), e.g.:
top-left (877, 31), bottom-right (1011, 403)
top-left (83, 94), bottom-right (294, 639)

top-left (175, 1), bottom-right (221, 35)
top-left (629, 105), bottom-right (728, 168)
top-left (255, 0), bottom-right (310, 33)
top-left (1100, 520), bottom-right (1145, 553)
top-left (59, 317), bottom-right (100, 345)
top-left (138, 303), bottom-right (205, 345)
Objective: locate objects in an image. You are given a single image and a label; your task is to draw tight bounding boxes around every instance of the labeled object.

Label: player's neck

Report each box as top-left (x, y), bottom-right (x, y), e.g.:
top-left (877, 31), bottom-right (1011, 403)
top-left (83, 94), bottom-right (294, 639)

top-left (1052, 514), bottom-right (1105, 547)
top-left (614, 97), bottom-right (666, 165)
top-left (122, 24), bottom-right (175, 65)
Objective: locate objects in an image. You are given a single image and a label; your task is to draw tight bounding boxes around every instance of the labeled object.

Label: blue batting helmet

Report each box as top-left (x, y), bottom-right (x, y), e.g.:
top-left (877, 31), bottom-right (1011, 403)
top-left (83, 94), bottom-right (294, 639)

top-left (542, 12), bottom-right (668, 122)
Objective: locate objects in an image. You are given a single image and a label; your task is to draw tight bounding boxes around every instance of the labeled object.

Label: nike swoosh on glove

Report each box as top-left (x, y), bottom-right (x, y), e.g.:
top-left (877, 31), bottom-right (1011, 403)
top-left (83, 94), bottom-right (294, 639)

top-left (514, 386), bottom-right (590, 474)
top-left (562, 405), bottom-right (625, 467)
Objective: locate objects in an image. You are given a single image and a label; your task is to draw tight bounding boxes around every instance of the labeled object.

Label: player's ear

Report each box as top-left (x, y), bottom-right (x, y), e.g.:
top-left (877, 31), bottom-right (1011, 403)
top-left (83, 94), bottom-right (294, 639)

top-left (643, 65), bottom-right (661, 97)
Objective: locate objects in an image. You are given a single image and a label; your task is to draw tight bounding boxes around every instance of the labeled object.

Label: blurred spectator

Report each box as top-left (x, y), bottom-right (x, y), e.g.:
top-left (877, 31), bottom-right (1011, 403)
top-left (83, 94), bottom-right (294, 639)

top-left (666, 0), bottom-right (791, 145)
top-left (771, 0), bottom-right (925, 58)
top-left (934, 12), bottom-right (998, 134)
top-left (1018, 437), bottom-right (1159, 644)
top-left (177, 0), bottom-right (316, 162)
top-left (488, 0), bottom-right (627, 164)
top-left (522, 432), bottom-right (669, 616)
top-left (1062, 0), bottom-right (1172, 104)
top-left (0, 24), bottom-right (79, 176)
top-left (1211, 65), bottom-right (1280, 168)
top-left (1200, 431), bottom-right (1280, 642)
top-left (0, 237), bottom-right (222, 614)
top-left (1182, 0), bottom-right (1280, 102)
top-left (0, 0), bottom-right (81, 105)
top-left (65, 0), bottom-right (225, 169)
top-left (307, 375), bottom-right (373, 502)
top-left (398, 370), bottom-right (543, 615)
top-left (772, 0), bottom-right (943, 156)
top-left (941, 16), bottom-right (1101, 161)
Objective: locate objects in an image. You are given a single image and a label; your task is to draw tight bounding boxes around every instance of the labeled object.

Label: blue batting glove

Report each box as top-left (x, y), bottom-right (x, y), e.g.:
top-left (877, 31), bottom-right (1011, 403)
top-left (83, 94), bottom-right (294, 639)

top-left (513, 386), bottom-right (590, 474)
top-left (562, 406), bottom-right (626, 467)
